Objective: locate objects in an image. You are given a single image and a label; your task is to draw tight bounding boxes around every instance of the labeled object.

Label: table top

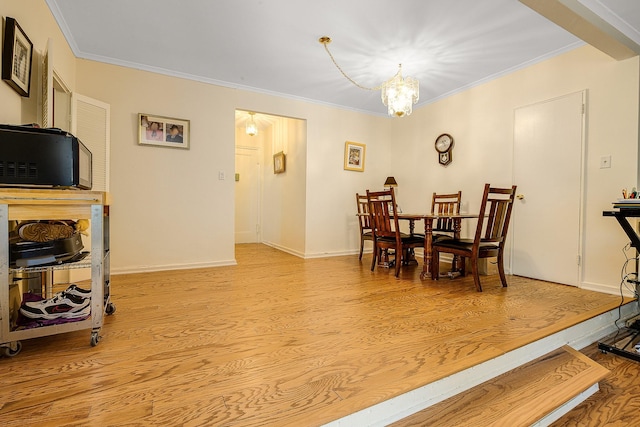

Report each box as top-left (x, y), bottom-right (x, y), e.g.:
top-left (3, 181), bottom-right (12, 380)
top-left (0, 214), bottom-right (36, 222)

top-left (396, 213), bottom-right (478, 220)
top-left (357, 212), bottom-right (478, 219)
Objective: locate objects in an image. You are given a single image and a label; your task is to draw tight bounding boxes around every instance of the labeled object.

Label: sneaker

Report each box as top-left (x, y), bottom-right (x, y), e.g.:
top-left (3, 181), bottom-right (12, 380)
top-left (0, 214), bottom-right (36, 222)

top-left (64, 284), bottom-right (92, 300)
top-left (20, 292), bottom-right (91, 320)
top-left (18, 222), bottom-right (75, 243)
top-left (59, 303), bottom-right (91, 320)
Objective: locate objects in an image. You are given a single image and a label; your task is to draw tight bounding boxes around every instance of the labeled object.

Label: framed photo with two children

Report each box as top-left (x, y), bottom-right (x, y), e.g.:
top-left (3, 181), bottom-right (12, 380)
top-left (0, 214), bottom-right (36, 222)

top-left (138, 113), bottom-right (190, 149)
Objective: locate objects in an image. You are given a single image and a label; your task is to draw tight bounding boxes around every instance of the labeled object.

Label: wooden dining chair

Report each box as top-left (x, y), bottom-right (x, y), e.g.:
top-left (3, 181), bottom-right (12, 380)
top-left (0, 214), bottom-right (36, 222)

top-left (356, 193), bottom-right (374, 260)
top-left (431, 191), bottom-right (462, 241)
top-left (367, 188), bottom-right (424, 277)
top-left (432, 184), bottom-right (517, 291)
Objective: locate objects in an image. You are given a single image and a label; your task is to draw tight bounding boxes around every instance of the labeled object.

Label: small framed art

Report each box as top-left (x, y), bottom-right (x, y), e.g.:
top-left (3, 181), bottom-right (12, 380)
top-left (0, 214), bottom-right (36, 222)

top-left (273, 151), bottom-right (286, 174)
top-left (344, 141), bottom-right (366, 172)
top-left (2, 17), bottom-right (33, 97)
top-left (139, 113), bottom-right (190, 149)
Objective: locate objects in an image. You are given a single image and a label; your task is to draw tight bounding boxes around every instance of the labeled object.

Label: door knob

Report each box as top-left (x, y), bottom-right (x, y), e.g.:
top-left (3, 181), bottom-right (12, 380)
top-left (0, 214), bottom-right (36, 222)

top-left (516, 194), bottom-right (525, 200)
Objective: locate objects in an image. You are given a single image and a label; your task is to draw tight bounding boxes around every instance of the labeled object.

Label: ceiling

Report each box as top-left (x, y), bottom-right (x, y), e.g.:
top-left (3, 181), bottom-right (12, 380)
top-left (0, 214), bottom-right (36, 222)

top-left (46, 0), bottom-right (639, 118)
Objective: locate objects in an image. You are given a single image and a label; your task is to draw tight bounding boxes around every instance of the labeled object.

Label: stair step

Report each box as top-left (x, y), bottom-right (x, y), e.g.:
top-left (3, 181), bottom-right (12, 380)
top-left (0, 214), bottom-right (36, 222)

top-left (390, 345), bottom-right (609, 426)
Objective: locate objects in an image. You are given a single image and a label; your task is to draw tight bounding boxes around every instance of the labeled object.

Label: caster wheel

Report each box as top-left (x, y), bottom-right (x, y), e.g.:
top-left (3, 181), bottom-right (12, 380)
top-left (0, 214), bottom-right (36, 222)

top-left (105, 302), bottom-right (116, 315)
top-left (90, 332), bottom-right (101, 347)
top-left (2, 341), bottom-right (22, 357)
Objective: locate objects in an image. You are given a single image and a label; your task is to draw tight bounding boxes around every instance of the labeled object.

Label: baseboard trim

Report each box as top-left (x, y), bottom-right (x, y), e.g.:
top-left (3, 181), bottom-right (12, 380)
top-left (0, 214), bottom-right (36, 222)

top-left (262, 241), bottom-right (306, 258)
top-left (304, 250), bottom-right (359, 259)
top-left (581, 280), bottom-right (635, 297)
top-left (111, 259), bottom-right (236, 275)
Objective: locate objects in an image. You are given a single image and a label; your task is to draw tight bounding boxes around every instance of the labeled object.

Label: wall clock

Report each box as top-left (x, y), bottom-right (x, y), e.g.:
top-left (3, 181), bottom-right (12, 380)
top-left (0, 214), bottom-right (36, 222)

top-left (435, 133), bottom-right (454, 166)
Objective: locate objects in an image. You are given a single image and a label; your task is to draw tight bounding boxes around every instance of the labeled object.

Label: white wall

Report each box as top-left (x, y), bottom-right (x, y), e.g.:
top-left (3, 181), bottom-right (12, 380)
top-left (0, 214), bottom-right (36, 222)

top-left (304, 112), bottom-right (392, 257)
top-left (75, 61), bottom-right (237, 272)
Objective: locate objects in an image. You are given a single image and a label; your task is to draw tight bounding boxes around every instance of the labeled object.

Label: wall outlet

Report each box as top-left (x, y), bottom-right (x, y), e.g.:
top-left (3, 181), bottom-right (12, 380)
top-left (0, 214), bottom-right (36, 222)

top-left (600, 155), bottom-right (611, 169)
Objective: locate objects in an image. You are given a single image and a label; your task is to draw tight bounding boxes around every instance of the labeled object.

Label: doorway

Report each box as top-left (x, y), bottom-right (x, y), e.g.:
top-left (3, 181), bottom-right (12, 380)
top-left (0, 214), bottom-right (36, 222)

top-left (234, 111), bottom-right (307, 254)
top-left (511, 91), bottom-right (586, 286)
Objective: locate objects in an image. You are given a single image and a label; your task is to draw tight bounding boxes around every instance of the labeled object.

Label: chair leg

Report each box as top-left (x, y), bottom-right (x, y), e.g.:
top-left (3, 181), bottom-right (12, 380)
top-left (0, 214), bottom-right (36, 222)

top-left (470, 255), bottom-right (483, 292)
top-left (432, 249), bottom-right (440, 280)
top-left (359, 237), bottom-right (364, 260)
top-left (370, 246), bottom-right (378, 272)
top-left (497, 250), bottom-right (508, 287)
top-left (394, 245), bottom-right (402, 277)
top-left (383, 249), bottom-right (391, 266)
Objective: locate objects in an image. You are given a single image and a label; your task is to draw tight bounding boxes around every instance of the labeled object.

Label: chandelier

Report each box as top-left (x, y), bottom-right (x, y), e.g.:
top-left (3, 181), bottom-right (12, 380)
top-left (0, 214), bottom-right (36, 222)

top-left (245, 112), bottom-right (258, 136)
top-left (319, 36), bottom-right (419, 117)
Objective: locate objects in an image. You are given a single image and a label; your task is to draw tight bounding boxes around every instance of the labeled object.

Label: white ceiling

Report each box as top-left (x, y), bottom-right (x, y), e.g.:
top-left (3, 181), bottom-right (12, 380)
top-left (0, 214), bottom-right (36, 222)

top-left (45, 0), bottom-right (639, 117)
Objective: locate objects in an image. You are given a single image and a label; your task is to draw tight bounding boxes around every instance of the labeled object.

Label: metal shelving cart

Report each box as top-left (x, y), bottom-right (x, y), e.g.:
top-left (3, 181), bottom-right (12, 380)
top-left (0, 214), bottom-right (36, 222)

top-left (0, 189), bottom-right (113, 357)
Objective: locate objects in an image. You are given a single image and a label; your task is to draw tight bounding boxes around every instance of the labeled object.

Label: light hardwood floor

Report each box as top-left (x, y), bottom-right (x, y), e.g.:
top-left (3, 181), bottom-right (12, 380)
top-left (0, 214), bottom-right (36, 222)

top-left (0, 244), bottom-right (629, 426)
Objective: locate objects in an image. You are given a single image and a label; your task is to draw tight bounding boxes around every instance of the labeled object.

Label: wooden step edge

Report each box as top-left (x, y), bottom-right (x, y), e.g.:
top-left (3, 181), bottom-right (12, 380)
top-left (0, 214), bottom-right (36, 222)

top-left (497, 345), bottom-right (609, 426)
top-left (390, 345), bottom-right (609, 427)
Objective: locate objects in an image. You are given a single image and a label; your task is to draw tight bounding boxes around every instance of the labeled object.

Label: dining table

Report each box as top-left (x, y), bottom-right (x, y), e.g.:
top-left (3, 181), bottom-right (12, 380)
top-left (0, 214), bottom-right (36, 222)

top-left (395, 212), bottom-right (479, 279)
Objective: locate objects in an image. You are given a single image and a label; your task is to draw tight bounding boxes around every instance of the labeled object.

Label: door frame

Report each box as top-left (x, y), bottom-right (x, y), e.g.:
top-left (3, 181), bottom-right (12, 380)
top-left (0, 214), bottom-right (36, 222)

top-left (510, 90), bottom-right (588, 286)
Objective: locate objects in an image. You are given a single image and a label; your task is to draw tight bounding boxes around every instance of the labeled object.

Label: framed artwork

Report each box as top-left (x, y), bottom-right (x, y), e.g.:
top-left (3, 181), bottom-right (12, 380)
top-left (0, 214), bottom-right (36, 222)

top-left (138, 113), bottom-right (190, 149)
top-left (344, 141), bottom-right (366, 172)
top-left (2, 17), bottom-right (33, 97)
top-left (273, 151), bottom-right (286, 174)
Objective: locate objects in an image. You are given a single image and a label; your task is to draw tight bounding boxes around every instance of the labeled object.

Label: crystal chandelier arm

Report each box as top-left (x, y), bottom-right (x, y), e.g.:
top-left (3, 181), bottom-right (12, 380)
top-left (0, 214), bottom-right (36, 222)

top-left (319, 37), bottom-right (382, 91)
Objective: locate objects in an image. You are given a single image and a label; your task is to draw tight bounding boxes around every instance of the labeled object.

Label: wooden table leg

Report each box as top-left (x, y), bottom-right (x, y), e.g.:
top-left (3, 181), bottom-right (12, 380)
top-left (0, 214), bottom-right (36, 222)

top-left (406, 219), bottom-right (417, 265)
top-left (420, 218), bottom-right (434, 280)
top-left (451, 218), bottom-right (462, 271)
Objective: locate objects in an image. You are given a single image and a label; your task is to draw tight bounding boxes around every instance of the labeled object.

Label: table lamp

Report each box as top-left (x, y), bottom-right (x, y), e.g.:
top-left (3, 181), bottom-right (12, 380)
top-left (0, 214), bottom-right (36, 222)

top-left (384, 176), bottom-right (398, 190)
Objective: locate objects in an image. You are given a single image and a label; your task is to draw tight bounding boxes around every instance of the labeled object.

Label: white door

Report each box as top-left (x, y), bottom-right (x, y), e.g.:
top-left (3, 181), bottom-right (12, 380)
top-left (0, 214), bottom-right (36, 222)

top-left (70, 94), bottom-right (110, 283)
top-left (71, 93), bottom-right (111, 192)
top-left (235, 146), bottom-right (262, 243)
top-left (511, 91), bottom-right (585, 286)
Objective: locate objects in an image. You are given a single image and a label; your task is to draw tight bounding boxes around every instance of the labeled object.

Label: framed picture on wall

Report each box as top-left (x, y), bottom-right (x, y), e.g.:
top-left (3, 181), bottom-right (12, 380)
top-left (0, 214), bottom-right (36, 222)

top-left (344, 141), bottom-right (366, 172)
top-left (138, 113), bottom-right (190, 149)
top-left (2, 17), bottom-right (33, 97)
top-left (273, 151), bottom-right (286, 174)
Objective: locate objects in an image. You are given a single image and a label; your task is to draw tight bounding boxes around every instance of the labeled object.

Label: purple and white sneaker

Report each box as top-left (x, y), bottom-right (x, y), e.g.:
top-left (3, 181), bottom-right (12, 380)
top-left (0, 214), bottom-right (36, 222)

top-left (63, 284), bottom-right (92, 300)
top-left (20, 292), bottom-right (91, 320)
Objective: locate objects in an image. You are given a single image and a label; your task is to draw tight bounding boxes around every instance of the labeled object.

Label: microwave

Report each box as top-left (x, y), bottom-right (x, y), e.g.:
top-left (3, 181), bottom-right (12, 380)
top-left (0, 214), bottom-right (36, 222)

top-left (0, 125), bottom-right (92, 190)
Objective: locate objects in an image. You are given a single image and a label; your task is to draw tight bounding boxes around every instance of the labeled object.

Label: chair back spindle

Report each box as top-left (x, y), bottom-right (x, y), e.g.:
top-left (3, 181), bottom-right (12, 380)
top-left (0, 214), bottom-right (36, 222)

top-left (367, 189), bottom-right (398, 241)
top-left (356, 193), bottom-right (375, 261)
top-left (356, 193), bottom-right (372, 232)
top-left (475, 185), bottom-right (517, 246)
top-left (366, 188), bottom-right (422, 277)
top-left (432, 191), bottom-right (462, 233)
